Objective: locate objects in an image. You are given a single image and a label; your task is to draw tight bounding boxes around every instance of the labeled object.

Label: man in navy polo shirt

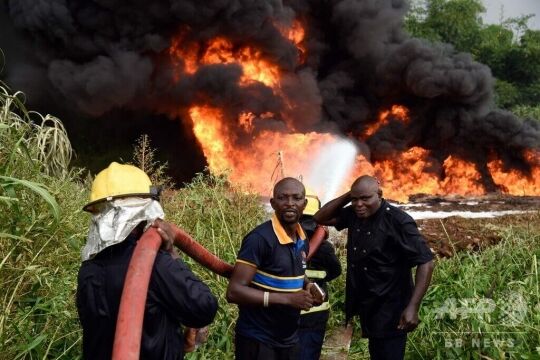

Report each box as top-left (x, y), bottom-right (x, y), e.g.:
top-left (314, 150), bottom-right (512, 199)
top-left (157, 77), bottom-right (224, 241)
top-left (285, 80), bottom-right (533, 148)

top-left (226, 177), bottom-right (322, 360)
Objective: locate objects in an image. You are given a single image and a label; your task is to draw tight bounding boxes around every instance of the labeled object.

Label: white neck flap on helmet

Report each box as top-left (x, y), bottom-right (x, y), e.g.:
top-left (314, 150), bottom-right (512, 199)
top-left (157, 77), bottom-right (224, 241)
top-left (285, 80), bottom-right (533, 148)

top-left (82, 197), bottom-right (165, 261)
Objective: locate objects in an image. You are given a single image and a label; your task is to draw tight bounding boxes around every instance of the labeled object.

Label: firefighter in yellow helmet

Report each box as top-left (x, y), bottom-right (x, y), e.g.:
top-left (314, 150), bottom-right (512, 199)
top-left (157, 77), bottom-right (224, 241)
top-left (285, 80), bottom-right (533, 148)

top-left (298, 189), bottom-right (342, 360)
top-left (81, 162), bottom-right (163, 259)
top-left (76, 162), bottom-right (217, 360)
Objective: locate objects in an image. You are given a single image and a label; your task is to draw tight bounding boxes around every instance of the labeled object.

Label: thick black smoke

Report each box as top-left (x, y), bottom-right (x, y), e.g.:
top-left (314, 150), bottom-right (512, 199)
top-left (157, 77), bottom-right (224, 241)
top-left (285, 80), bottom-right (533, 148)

top-left (1, 0), bottom-right (539, 187)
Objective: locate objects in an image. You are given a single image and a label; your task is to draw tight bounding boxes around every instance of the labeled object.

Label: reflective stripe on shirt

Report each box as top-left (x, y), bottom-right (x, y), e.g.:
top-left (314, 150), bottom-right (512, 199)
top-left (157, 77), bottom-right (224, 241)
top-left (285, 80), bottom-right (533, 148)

top-left (300, 301), bottom-right (330, 315)
top-left (252, 269), bottom-right (304, 292)
top-left (305, 269), bottom-right (327, 279)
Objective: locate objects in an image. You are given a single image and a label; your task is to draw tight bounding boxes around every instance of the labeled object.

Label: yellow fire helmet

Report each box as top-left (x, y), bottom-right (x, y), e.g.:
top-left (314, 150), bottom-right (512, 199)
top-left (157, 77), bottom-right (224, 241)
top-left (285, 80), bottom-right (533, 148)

top-left (304, 187), bottom-right (321, 216)
top-left (83, 162), bottom-right (159, 212)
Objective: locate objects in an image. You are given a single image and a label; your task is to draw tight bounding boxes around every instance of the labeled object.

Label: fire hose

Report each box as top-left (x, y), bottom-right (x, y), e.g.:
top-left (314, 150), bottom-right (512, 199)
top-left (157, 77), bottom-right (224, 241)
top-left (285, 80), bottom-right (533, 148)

top-left (112, 227), bottom-right (161, 360)
top-left (112, 222), bottom-right (328, 359)
top-left (169, 224), bottom-right (234, 278)
top-left (306, 225), bottom-right (328, 261)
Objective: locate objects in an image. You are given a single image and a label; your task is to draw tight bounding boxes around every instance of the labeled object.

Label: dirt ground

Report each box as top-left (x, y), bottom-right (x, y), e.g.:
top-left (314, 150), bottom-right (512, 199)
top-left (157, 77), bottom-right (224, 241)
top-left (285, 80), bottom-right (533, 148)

top-left (407, 194), bottom-right (540, 257)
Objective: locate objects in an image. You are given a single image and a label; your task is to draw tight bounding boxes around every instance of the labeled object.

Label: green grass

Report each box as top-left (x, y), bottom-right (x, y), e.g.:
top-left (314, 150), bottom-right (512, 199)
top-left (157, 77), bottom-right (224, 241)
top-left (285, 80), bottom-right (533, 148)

top-left (402, 221), bottom-right (540, 359)
top-left (0, 82), bottom-right (87, 359)
top-left (162, 173), bottom-right (266, 360)
top-left (343, 217), bottom-right (540, 360)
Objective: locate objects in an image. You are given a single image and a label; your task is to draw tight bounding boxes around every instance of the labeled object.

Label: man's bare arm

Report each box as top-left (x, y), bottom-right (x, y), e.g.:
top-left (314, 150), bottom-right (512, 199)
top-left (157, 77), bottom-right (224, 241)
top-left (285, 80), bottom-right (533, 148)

top-left (398, 260), bottom-right (435, 331)
top-left (313, 191), bottom-right (351, 226)
top-left (226, 263), bottom-right (314, 310)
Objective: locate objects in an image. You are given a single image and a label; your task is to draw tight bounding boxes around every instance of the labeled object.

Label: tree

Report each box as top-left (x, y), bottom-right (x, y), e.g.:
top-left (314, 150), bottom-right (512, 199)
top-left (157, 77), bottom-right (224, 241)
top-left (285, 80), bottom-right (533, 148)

top-left (406, 0), bottom-right (485, 53)
top-left (475, 24), bottom-right (513, 76)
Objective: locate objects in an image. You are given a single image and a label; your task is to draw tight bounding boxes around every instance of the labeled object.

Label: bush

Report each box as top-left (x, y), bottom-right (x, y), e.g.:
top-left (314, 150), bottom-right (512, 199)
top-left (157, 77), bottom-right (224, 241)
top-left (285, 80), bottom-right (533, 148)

top-left (494, 79), bottom-right (520, 109)
top-left (404, 216), bottom-right (540, 359)
top-left (512, 105), bottom-right (540, 122)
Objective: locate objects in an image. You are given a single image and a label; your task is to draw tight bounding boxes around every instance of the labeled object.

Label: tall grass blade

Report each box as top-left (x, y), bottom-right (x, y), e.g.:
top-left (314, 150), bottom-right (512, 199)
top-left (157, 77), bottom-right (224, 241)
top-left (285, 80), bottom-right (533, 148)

top-left (0, 175), bottom-right (60, 221)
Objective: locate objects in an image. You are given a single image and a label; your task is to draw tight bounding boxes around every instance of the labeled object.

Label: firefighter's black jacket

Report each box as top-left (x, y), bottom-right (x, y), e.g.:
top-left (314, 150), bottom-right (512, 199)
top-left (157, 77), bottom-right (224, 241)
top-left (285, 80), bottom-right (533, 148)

top-left (76, 232), bottom-right (218, 360)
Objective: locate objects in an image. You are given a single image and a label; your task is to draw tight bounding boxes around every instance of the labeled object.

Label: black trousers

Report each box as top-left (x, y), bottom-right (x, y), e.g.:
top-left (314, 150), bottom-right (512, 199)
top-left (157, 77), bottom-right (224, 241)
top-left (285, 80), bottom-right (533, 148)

top-left (298, 310), bottom-right (329, 360)
top-left (235, 334), bottom-right (300, 360)
top-left (368, 335), bottom-right (407, 360)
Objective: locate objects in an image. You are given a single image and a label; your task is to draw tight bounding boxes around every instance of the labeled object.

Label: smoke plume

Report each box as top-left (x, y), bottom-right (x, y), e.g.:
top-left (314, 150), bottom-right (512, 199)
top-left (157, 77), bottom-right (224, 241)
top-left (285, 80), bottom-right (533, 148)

top-left (1, 0), bottom-right (538, 187)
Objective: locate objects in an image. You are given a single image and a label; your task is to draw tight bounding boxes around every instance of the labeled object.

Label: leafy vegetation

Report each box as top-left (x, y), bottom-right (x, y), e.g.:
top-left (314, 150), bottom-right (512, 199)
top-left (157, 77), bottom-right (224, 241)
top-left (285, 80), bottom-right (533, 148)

top-left (0, 79), bottom-right (267, 359)
top-left (131, 134), bottom-right (173, 190)
top-left (162, 173), bottom-right (266, 359)
top-left (0, 82), bottom-right (87, 359)
top-left (512, 105), bottom-right (540, 123)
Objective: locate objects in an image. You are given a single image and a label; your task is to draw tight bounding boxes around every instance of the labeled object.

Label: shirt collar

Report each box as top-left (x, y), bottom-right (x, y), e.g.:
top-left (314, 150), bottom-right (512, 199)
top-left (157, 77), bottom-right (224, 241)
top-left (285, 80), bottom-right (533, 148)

top-left (271, 213), bottom-right (307, 245)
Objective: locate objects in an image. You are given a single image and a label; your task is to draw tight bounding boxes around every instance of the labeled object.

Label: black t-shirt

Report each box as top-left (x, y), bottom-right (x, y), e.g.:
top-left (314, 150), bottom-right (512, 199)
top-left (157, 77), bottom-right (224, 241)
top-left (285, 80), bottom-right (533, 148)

top-left (335, 200), bottom-right (433, 338)
top-left (76, 233), bottom-right (218, 360)
top-left (235, 215), bottom-right (308, 348)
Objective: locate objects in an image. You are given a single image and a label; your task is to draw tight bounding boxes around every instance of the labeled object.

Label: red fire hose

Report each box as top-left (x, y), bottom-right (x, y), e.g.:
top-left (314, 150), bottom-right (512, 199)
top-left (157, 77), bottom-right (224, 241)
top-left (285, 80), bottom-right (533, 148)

top-left (168, 222), bottom-right (327, 271)
top-left (112, 224), bottom-right (234, 360)
top-left (112, 221), bottom-right (327, 359)
top-left (306, 225), bottom-right (328, 261)
top-left (112, 227), bottom-right (162, 360)
top-left (169, 224), bottom-right (234, 278)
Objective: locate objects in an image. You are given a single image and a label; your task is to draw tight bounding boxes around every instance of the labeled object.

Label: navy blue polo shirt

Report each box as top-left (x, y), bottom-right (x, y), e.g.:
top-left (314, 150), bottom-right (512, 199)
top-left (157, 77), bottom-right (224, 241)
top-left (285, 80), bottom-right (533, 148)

top-left (235, 214), bottom-right (308, 348)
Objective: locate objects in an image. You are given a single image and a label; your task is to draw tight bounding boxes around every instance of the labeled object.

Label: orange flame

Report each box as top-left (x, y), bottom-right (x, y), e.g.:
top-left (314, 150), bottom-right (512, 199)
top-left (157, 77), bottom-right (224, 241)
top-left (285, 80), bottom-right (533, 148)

top-left (189, 106), bottom-right (234, 174)
top-left (168, 31), bottom-right (199, 79)
top-left (189, 103), bottom-right (540, 201)
top-left (169, 35), bottom-right (280, 87)
top-left (441, 156), bottom-right (485, 195)
top-left (488, 150), bottom-right (540, 196)
top-left (190, 105), bottom-right (345, 194)
top-left (278, 19), bottom-right (307, 63)
top-left (283, 20), bottom-right (305, 46)
top-left (373, 147), bottom-right (441, 201)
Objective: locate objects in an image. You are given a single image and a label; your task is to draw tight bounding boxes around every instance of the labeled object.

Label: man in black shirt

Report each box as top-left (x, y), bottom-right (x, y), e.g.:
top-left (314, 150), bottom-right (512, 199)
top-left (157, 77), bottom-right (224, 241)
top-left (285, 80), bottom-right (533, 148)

top-left (77, 162), bottom-right (218, 359)
top-left (314, 175), bottom-right (434, 360)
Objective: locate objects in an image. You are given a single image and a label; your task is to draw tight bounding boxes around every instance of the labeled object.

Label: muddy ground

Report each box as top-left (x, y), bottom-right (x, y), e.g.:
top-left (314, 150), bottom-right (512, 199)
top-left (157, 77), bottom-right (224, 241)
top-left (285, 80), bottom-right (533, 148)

top-left (406, 194), bottom-right (539, 257)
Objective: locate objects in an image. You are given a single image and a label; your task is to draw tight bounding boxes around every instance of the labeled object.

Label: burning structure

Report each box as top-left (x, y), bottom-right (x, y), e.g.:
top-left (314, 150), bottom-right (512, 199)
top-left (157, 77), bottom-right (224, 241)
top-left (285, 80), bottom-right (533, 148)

top-left (1, 0), bottom-right (539, 201)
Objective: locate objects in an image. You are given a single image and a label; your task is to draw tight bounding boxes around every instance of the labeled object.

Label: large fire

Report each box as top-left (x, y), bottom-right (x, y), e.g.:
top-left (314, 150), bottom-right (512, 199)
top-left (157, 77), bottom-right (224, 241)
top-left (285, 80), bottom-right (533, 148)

top-left (169, 22), bottom-right (540, 202)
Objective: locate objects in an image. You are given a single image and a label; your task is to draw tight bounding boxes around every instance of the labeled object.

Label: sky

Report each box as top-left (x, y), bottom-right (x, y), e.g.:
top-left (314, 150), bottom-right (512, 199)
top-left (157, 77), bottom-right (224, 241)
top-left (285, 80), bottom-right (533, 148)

top-left (482, 0), bottom-right (540, 29)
